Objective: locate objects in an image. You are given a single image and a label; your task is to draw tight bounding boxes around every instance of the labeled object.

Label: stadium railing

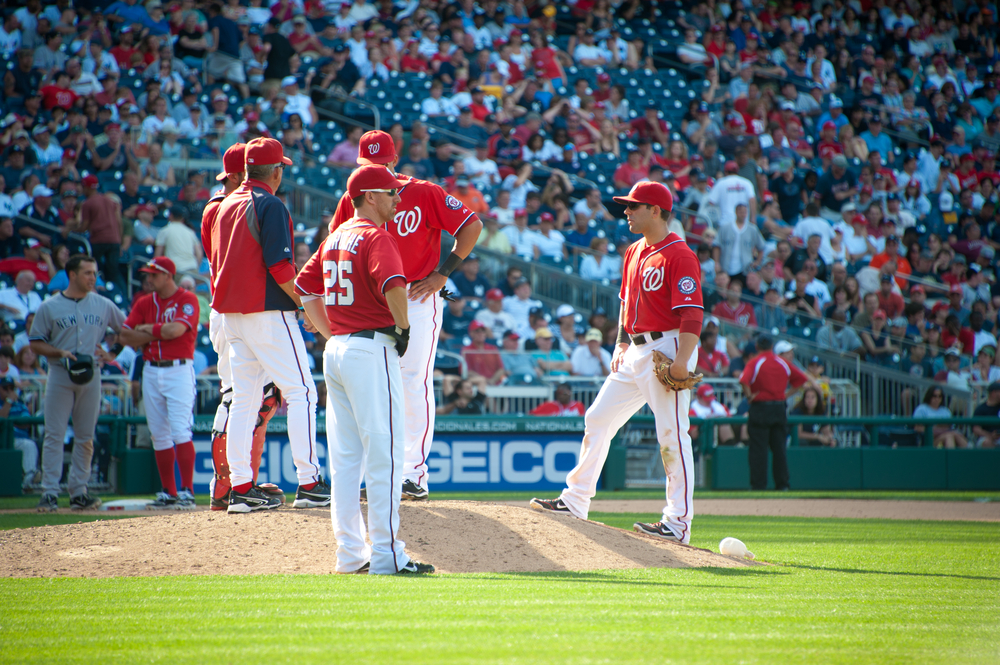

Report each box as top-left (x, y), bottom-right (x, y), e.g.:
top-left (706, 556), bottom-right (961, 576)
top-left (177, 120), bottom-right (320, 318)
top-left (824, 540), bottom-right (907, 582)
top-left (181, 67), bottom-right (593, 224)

top-left (13, 214), bottom-right (92, 256)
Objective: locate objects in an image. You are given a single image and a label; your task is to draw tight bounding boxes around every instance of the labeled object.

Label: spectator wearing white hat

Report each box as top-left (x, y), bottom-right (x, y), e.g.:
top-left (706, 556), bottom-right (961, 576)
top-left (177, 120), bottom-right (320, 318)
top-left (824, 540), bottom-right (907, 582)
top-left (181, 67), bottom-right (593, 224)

top-left (30, 124), bottom-right (62, 166)
top-left (20, 184), bottom-right (61, 247)
top-left (570, 328), bottom-right (611, 377)
top-left (552, 304), bottom-right (580, 353)
top-left (281, 75), bottom-right (316, 126)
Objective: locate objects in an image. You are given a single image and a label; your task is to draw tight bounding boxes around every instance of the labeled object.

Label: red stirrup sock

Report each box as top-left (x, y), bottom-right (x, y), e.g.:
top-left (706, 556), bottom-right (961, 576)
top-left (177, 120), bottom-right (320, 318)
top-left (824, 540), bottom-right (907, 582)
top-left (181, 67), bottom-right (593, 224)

top-left (175, 441), bottom-right (195, 490)
top-left (154, 448), bottom-right (178, 496)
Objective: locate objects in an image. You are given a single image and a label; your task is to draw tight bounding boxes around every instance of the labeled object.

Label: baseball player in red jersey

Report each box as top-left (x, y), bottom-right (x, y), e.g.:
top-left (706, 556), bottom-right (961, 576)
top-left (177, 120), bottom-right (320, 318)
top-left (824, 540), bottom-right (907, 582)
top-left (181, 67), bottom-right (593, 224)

top-left (330, 131), bottom-right (483, 500)
top-left (296, 164), bottom-right (434, 575)
top-left (212, 137), bottom-right (328, 514)
top-left (530, 182), bottom-right (704, 543)
top-left (119, 257), bottom-right (200, 509)
top-left (201, 143), bottom-right (284, 510)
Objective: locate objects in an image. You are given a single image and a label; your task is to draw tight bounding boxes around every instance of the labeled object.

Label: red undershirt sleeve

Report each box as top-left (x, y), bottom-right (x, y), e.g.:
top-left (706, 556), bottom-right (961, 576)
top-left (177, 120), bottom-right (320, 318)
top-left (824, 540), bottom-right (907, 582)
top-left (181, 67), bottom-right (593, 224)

top-left (268, 260), bottom-right (296, 284)
top-left (678, 306), bottom-right (703, 336)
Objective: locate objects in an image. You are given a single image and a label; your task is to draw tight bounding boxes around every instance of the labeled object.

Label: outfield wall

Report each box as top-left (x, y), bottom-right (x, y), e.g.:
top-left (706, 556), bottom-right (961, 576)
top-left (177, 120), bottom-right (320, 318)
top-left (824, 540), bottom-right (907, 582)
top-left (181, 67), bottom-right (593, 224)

top-left (2, 416), bottom-right (999, 495)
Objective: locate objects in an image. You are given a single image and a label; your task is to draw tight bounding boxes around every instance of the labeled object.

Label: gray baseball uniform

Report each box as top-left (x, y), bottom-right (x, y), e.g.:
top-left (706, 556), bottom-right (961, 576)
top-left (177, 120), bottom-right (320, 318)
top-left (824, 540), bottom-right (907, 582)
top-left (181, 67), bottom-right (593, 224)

top-left (29, 292), bottom-right (126, 498)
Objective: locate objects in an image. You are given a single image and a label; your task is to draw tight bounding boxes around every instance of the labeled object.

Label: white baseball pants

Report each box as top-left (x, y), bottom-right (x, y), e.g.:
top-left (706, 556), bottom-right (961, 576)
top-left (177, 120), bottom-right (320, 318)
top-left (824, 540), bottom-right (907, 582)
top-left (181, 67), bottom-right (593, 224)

top-left (324, 333), bottom-right (410, 575)
top-left (401, 291), bottom-right (443, 488)
top-left (222, 310), bottom-right (321, 487)
top-left (143, 362), bottom-right (196, 451)
top-left (559, 331), bottom-right (696, 543)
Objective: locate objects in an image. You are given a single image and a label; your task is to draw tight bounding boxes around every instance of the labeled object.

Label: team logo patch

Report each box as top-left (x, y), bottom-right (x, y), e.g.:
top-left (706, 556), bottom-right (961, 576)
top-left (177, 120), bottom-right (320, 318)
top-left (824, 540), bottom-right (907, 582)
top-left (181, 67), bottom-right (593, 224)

top-left (445, 195), bottom-right (463, 210)
top-left (182, 303), bottom-right (194, 316)
top-left (678, 276), bottom-right (697, 294)
top-left (642, 266), bottom-right (665, 292)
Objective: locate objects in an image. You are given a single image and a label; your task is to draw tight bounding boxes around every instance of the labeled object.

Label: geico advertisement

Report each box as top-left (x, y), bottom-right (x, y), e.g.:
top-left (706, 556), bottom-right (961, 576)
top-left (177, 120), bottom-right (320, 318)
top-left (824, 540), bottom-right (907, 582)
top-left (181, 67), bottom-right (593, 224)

top-left (190, 435), bottom-right (582, 493)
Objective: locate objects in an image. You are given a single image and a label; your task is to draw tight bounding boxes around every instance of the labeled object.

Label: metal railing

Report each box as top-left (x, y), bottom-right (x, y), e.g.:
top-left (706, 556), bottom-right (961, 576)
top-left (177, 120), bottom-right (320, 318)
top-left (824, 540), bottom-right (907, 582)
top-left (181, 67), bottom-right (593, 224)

top-left (124, 255), bottom-right (210, 303)
top-left (311, 86), bottom-right (382, 131)
top-left (13, 214), bottom-right (92, 256)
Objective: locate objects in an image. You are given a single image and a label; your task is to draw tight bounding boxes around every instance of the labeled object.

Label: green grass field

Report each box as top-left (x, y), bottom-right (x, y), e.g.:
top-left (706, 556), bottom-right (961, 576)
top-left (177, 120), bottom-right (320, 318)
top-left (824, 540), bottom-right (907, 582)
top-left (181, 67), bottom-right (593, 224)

top-left (2, 498), bottom-right (998, 664)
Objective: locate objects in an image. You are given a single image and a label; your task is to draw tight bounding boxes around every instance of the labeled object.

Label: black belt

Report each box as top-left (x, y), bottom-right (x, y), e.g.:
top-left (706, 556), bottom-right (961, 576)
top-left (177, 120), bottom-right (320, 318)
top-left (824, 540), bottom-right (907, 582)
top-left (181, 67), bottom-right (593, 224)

top-left (631, 332), bottom-right (664, 345)
top-left (149, 359), bottom-right (187, 367)
top-left (350, 329), bottom-right (395, 339)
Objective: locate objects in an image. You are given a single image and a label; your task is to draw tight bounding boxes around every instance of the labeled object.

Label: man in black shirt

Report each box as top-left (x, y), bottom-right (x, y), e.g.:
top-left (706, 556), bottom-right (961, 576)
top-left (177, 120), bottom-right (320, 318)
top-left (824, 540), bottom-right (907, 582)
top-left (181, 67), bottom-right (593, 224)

top-left (817, 155), bottom-right (858, 218)
top-left (2, 48), bottom-right (44, 103)
top-left (437, 379), bottom-right (487, 415)
top-left (972, 383), bottom-right (1000, 448)
top-left (450, 253), bottom-right (492, 301)
top-left (262, 17), bottom-right (293, 85)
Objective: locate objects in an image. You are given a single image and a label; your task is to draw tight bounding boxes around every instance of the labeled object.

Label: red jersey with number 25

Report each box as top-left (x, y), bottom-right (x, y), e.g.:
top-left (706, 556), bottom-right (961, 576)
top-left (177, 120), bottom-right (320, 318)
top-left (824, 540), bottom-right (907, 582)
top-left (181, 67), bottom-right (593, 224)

top-left (330, 174), bottom-right (479, 282)
top-left (123, 288), bottom-right (200, 361)
top-left (620, 233), bottom-right (703, 334)
top-left (294, 218), bottom-right (406, 335)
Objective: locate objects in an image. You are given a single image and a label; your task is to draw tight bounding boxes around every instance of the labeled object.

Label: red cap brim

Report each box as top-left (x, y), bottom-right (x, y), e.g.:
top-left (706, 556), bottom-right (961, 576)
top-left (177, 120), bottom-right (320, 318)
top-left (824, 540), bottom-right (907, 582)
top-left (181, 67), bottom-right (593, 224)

top-left (612, 195), bottom-right (640, 205)
top-left (357, 153), bottom-right (396, 166)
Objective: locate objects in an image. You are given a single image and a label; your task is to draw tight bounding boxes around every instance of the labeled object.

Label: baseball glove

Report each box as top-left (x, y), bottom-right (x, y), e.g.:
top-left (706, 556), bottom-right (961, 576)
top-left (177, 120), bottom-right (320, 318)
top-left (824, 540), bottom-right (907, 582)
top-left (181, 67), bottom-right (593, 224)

top-left (652, 350), bottom-right (703, 392)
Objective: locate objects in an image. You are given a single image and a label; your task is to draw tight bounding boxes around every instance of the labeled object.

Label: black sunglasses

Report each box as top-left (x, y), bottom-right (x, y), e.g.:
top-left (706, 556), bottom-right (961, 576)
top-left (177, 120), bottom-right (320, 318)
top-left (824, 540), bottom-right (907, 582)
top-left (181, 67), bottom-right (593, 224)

top-left (626, 202), bottom-right (650, 211)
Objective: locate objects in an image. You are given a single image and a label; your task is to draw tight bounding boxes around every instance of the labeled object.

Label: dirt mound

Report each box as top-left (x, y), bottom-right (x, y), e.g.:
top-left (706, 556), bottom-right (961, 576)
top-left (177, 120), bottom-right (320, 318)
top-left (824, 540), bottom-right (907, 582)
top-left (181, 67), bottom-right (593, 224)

top-left (1, 501), bottom-right (750, 578)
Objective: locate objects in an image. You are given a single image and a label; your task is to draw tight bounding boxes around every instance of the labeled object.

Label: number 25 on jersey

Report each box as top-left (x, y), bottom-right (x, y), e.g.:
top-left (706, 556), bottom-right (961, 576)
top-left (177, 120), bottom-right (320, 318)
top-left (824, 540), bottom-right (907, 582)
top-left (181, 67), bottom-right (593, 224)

top-left (324, 260), bottom-right (354, 306)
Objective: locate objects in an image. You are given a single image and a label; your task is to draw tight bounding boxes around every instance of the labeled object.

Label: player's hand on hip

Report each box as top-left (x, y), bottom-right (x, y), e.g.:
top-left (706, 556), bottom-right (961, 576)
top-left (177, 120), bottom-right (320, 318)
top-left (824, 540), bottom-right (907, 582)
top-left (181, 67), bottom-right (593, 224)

top-left (610, 343), bottom-right (629, 373)
top-left (408, 272), bottom-right (448, 302)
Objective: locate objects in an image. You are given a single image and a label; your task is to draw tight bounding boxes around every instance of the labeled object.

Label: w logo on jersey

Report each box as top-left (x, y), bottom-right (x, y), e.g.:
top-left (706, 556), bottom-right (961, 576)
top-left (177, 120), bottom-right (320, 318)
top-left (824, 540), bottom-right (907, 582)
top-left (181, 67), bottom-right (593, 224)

top-left (163, 305), bottom-right (177, 322)
top-left (642, 266), bottom-right (664, 292)
top-left (395, 205), bottom-right (422, 236)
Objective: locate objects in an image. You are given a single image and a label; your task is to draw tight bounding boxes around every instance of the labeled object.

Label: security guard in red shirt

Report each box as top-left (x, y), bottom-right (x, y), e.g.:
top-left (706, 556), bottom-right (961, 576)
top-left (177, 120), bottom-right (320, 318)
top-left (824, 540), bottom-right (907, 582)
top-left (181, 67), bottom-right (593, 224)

top-left (739, 334), bottom-right (822, 490)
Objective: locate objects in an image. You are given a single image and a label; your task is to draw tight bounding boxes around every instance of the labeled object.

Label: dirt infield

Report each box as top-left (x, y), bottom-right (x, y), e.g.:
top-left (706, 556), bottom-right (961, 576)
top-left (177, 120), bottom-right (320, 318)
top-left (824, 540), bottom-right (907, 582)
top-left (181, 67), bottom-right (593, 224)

top-left (0, 501), bottom-right (751, 578)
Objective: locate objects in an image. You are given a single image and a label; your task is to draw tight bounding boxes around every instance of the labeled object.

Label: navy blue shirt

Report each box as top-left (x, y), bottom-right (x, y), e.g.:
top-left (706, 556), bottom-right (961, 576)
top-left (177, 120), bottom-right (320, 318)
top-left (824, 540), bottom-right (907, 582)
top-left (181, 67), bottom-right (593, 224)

top-left (451, 271), bottom-right (492, 299)
top-left (208, 14), bottom-right (241, 58)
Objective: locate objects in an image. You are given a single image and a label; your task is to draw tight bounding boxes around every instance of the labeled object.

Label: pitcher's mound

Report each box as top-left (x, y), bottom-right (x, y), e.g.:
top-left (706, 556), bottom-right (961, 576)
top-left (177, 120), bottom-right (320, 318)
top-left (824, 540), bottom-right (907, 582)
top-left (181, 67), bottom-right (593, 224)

top-left (1, 501), bottom-right (751, 578)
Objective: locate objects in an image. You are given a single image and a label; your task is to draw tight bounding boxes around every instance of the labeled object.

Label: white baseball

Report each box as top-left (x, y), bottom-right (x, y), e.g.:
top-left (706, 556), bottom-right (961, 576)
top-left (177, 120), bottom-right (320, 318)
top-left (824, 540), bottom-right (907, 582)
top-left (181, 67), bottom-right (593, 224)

top-left (720, 537), bottom-right (755, 560)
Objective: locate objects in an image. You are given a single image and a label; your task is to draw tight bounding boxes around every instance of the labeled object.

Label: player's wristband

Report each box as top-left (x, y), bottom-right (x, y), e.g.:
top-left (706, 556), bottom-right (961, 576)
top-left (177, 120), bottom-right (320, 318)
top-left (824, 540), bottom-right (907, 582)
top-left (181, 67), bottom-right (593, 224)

top-left (617, 325), bottom-right (629, 345)
top-left (152, 323), bottom-right (163, 339)
top-left (437, 252), bottom-right (463, 277)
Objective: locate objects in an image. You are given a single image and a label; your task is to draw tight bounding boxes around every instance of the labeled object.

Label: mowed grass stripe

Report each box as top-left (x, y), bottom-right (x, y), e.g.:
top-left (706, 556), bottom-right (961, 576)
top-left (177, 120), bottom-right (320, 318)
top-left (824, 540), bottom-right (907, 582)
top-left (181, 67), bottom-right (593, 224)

top-left (2, 516), bottom-right (998, 664)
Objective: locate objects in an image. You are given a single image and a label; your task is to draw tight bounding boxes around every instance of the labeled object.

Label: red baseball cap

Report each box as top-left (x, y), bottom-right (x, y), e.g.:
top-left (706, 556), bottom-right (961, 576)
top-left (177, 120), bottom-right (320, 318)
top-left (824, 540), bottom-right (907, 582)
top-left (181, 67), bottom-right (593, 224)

top-left (139, 256), bottom-right (176, 276)
top-left (217, 142), bottom-right (246, 181)
top-left (822, 120), bottom-right (836, 131)
top-left (82, 174), bottom-right (98, 188)
top-left (950, 284), bottom-right (963, 295)
top-left (910, 284), bottom-right (925, 294)
top-left (485, 288), bottom-right (503, 300)
top-left (873, 309), bottom-right (887, 320)
top-left (539, 212), bottom-right (554, 223)
top-left (724, 160), bottom-right (738, 173)
top-left (612, 181), bottom-right (673, 212)
top-left (696, 384), bottom-right (714, 399)
top-left (357, 130), bottom-right (397, 165)
top-left (346, 164), bottom-right (406, 199)
top-left (245, 137), bottom-right (292, 167)
top-left (597, 72), bottom-right (610, 82)
top-left (469, 320), bottom-right (487, 332)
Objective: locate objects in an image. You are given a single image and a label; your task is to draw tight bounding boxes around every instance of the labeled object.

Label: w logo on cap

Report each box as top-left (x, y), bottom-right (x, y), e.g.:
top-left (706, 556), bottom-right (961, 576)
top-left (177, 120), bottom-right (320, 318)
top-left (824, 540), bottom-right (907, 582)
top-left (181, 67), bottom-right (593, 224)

top-left (369, 143), bottom-right (380, 155)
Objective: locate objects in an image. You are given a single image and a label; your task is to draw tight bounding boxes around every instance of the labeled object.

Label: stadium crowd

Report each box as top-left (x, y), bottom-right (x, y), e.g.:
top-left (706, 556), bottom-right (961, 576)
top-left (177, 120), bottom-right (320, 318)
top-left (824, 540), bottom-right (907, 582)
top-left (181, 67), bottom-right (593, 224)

top-left (2, 0), bottom-right (1000, 496)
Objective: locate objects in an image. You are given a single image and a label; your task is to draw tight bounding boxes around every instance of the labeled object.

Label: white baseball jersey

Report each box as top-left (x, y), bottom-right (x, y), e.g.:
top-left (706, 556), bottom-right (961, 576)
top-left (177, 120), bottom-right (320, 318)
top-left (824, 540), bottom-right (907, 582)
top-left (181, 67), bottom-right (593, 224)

top-left (707, 175), bottom-right (755, 227)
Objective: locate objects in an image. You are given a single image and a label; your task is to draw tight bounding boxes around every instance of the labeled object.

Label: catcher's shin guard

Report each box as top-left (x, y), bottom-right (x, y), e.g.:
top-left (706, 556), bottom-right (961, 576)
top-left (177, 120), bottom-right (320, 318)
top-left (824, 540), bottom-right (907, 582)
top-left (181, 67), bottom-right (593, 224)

top-left (251, 383), bottom-right (285, 504)
top-left (210, 395), bottom-right (233, 510)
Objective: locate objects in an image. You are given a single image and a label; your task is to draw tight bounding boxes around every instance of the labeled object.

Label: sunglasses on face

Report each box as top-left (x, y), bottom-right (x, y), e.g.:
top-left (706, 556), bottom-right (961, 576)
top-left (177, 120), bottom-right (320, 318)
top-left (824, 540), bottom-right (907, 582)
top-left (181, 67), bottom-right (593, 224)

top-left (626, 202), bottom-right (649, 211)
top-left (362, 188), bottom-right (398, 196)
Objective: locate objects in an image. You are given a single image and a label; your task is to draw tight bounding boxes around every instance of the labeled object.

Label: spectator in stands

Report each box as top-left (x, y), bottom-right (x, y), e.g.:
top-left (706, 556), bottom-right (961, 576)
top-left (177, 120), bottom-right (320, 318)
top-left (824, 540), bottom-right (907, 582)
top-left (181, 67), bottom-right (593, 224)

top-left (713, 278), bottom-right (757, 328)
top-left (0, 345), bottom-right (19, 381)
top-left (562, 327), bottom-right (606, 378)
top-left (529, 382), bottom-right (585, 417)
top-left (708, 160), bottom-right (756, 227)
top-left (914, 385), bottom-right (968, 449)
top-left (0, 215), bottom-right (21, 260)
top-left (0, 270), bottom-right (42, 322)
top-left (472, 290), bottom-right (517, 339)
top-left (476, 216), bottom-right (513, 254)
top-left (440, 296), bottom-right (474, 349)
top-left (451, 253), bottom-right (491, 302)
top-left (436, 379), bottom-right (487, 416)
top-left (0, 376), bottom-right (38, 488)
top-left (551, 304), bottom-right (580, 353)
top-left (462, 321), bottom-right (506, 390)
top-left (714, 203), bottom-right (765, 281)
top-left (205, 2), bottom-right (249, 98)
top-left (971, 346), bottom-right (1000, 384)
top-left (697, 328), bottom-right (729, 378)
top-left (791, 386), bottom-right (835, 446)
top-left (579, 237), bottom-right (621, 283)
top-left (689, 383), bottom-right (737, 446)
top-left (500, 330), bottom-right (539, 383)
top-left (78, 175), bottom-right (124, 289)
top-left (0, 238), bottom-right (55, 284)
top-left (972, 382), bottom-right (1000, 448)
top-left (154, 207), bottom-right (201, 275)
top-left (502, 278), bottom-right (541, 338)
top-left (531, 327), bottom-right (572, 377)
top-left (817, 310), bottom-right (865, 356)
top-left (502, 208), bottom-right (538, 260)
top-left (862, 309), bottom-right (901, 365)
top-left (817, 155), bottom-right (859, 221)
top-left (875, 273), bottom-right (905, 319)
